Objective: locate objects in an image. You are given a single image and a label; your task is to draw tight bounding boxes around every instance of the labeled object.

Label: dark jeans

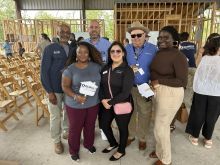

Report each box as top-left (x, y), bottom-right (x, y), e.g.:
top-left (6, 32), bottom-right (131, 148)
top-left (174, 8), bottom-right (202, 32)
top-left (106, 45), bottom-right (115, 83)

top-left (185, 92), bottom-right (220, 140)
top-left (66, 104), bottom-right (99, 155)
top-left (101, 107), bottom-right (132, 154)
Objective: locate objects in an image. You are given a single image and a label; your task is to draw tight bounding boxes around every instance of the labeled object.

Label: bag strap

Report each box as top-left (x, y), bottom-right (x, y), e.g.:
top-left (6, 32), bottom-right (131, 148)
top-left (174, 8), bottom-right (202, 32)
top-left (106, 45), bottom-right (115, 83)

top-left (107, 68), bottom-right (113, 99)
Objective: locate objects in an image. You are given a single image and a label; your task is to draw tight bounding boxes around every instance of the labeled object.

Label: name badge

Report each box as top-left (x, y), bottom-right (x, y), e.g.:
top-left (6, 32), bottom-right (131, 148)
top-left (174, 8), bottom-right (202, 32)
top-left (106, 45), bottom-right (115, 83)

top-left (103, 70), bottom-right (108, 74)
top-left (138, 68), bottom-right (145, 75)
top-left (54, 51), bottom-right (60, 54)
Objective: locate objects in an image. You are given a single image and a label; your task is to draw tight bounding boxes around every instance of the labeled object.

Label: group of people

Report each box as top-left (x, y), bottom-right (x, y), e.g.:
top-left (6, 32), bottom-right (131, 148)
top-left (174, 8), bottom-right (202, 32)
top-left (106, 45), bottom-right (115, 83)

top-left (2, 40), bottom-right (25, 57)
top-left (40, 19), bottom-right (220, 165)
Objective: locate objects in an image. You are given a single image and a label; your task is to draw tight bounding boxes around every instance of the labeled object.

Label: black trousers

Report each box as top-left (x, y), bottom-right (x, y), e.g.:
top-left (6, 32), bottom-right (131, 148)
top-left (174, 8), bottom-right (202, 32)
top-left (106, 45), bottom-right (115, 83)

top-left (101, 107), bottom-right (132, 154)
top-left (185, 92), bottom-right (220, 140)
top-left (98, 103), bottom-right (104, 129)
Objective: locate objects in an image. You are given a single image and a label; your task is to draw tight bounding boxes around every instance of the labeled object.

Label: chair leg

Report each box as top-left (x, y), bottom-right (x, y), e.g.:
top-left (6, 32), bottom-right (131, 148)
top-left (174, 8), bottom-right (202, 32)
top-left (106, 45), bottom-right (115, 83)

top-left (0, 122), bottom-right (8, 131)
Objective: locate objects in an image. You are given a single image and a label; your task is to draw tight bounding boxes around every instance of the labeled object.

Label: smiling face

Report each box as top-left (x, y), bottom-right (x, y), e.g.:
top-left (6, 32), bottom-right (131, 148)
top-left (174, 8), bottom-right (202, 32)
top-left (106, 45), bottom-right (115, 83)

top-left (157, 31), bottom-right (174, 49)
top-left (57, 24), bottom-right (71, 44)
top-left (130, 29), bottom-right (146, 48)
top-left (76, 45), bottom-right (90, 63)
top-left (88, 20), bottom-right (100, 40)
top-left (110, 45), bottom-right (124, 64)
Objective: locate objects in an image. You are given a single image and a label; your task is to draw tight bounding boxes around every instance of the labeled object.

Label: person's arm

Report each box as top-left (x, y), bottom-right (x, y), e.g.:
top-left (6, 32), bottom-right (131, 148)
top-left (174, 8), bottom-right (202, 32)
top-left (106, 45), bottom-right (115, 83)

top-left (61, 70), bottom-right (86, 104)
top-left (40, 47), bottom-right (58, 104)
top-left (108, 67), bottom-right (134, 105)
top-left (40, 47), bottom-right (53, 93)
top-left (158, 54), bottom-right (188, 87)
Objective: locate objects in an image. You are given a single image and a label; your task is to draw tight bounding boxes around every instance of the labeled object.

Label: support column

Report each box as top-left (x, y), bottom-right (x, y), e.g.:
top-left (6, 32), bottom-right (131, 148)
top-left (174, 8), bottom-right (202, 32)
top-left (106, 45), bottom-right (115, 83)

top-left (14, 0), bottom-right (22, 19)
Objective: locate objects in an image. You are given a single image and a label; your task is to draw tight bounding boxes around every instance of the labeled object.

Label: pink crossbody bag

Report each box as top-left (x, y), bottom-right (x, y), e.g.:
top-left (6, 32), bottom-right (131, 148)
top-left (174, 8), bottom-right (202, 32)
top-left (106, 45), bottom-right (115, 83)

top-left (107, 68), bottom-right (132, 115)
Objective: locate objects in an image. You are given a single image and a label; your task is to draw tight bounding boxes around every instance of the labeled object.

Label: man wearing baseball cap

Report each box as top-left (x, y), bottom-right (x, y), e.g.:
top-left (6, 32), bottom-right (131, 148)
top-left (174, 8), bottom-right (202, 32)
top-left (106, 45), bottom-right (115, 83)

top-left (125, 21), bottom-right (157, 150)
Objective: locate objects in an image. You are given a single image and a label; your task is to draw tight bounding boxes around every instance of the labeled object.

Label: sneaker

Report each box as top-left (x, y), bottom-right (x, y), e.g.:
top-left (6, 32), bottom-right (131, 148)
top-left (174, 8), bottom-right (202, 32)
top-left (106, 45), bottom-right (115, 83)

top-left (71, 154), bottom-right (80, 161)
top-left (88, 146), bottom-right (96, 154)
top-left (204, 139), bottom-right (212, 149)
top-left (100, 129), bottom-right (107, 141)
top-left (54, 142), bottom-right (64, 154)
top-left (188, 135), bottom-right (198, 146)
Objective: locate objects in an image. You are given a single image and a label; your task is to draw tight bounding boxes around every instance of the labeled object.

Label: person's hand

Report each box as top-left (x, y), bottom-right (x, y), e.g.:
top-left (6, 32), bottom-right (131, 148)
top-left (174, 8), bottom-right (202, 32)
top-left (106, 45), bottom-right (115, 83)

top-left (101, 99), bottom-right (111, 109)
top-left (48, 93), bottom-right (57, 105)
top-left (131, 65), bottom-right (139, 73)
top-left (75, 95), bottom-right (86, 104)
top-left (151, 80), bottom-right (160, 90)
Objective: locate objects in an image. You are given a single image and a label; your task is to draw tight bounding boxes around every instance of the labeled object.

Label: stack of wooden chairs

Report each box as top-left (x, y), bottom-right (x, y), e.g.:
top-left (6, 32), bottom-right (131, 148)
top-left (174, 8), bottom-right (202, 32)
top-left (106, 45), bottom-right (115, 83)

top-left (0, 54), bottom-right (49, 131)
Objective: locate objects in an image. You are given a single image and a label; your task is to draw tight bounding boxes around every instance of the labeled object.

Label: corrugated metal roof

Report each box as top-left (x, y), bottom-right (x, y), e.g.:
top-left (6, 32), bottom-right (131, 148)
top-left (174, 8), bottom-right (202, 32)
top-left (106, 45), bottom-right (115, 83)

top-left (85, 0), bottom-right (114, 10)
top-left (18, 0), bottom-right (219, 10)
top-left (115, 0), bottom-right (216, 2)
top-left (19, 0), bottom-right (83, 10)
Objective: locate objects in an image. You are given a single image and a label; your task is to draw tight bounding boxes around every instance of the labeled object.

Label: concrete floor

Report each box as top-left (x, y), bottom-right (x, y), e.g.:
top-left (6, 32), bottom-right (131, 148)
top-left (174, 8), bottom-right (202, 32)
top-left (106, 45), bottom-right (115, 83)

top-left (0, 104), bottom-right (220, 165)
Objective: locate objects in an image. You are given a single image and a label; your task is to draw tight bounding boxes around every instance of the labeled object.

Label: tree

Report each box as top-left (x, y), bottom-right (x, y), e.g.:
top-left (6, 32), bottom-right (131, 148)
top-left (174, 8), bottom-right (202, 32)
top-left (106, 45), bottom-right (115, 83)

top-left (86, 10), bottom-right (114, 41)
top-left (0, 0), bottom-right (16, 41)
top-left (35, 11), bottom-right (57, 19)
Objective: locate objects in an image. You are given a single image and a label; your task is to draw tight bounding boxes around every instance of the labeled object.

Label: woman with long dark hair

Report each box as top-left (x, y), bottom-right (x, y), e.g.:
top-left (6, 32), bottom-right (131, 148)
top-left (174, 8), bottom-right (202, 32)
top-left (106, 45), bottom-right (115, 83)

top-left (186, 35), bottom-right (220, 149)
top-left (62, 41), bottom-right (102, 162)
top-left (100, 41), bottom-right (134, 161)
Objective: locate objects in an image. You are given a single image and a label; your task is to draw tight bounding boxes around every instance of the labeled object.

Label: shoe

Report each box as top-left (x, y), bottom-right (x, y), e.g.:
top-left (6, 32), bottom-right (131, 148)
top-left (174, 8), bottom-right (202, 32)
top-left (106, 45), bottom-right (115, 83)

top-left (139, 141), bottom-right (146, 150)
top-left (71, 154), bottom-right (80, 161)
top-left (188, 135), bottom-right (198, 146)
top-left (170, 125), bottom-right (176, 133)
top-left (102, 144), bottom-right (118, 153)
top-left (126, 137), bottom-right (135, 146)
top-left (88, 146), bottom-right (96, 154)
top-left (204, 139), bottom-right (212, 149)
top-left (154, 159), bottom-right (171, 165)
top-left (149, 151), bottom-right (158, 158)
top-left (109, 152), bottom-right (125, 161)
top-left (100, 129), bottom-right (107, 141)
top-left (54, 142), bottom-right (64, 154)
top-left (62, 132), bottom-right (69, 140)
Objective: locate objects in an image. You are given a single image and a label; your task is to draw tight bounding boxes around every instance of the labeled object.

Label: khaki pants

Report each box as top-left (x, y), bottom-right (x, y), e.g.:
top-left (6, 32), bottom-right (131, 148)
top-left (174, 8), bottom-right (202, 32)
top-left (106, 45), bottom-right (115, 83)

top-left (154, 85), bottom-right (184, 164)
top-left (128, 87), bottom-right (152, 142)
top-left (48, 93), bottom-right (68, 143)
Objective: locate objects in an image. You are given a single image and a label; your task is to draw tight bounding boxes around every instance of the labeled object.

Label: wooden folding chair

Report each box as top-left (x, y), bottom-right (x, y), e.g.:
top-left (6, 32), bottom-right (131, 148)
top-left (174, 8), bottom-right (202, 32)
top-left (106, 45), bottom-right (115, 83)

top-left (0, 87), bottom-right (19, 131)
top-left (29, 83), bottom-right (49, 126)
top-left (0, 76), bottom-right (33, 111)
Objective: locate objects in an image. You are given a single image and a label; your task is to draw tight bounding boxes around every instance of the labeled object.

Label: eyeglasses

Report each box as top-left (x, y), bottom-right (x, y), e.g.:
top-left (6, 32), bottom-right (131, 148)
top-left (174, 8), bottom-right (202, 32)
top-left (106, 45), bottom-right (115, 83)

top-left (131, 33), bottom-right (144, 38)
top-left (110, 50), bottom-right (122, 54)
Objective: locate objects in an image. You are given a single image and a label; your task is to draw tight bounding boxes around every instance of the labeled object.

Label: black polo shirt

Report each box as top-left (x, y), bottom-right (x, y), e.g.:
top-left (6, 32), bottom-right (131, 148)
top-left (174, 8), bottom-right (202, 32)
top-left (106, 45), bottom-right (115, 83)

top-left (100, 62), bottom-right (134, 105)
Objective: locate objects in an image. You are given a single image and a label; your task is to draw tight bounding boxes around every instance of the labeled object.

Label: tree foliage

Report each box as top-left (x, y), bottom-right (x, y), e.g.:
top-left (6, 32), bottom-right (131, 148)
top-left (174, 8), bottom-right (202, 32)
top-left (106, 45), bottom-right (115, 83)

top-left (34, 11), bottom-right (57, 19)
top-left (0, 0), bottom-right (16, 41)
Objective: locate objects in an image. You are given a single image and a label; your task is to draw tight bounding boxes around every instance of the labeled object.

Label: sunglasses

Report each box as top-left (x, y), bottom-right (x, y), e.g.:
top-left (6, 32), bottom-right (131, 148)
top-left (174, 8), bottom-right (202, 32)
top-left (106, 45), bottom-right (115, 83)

top-left (110, 50), bottom-right (122, 54)
top-left (131, 33), bottom-right (144, 38)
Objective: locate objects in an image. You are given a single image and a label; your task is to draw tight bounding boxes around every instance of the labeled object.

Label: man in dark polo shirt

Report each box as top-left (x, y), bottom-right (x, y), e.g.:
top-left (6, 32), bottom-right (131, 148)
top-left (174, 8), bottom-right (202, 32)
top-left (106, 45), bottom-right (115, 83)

top-left (179, 32), bottom-right (197, 68)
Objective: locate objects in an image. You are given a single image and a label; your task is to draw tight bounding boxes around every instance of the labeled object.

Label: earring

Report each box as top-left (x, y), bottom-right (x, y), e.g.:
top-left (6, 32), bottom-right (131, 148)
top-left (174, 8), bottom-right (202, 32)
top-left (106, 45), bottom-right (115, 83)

top-left (76, 58), bottom-right (78, 62)
top-left (88, 57), bottom-right (91, 61)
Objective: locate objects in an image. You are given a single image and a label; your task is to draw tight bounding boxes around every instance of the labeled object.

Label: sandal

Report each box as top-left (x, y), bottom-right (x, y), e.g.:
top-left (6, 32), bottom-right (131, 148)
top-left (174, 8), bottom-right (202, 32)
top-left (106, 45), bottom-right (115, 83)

top-left (149, 151), bottom-right (158, 158)
top-left (170, 125), bottom-right (176, 132)
top-left (188, 135), bottom-right (198, 146)
top-left (204, 139), bottom-right (212, 149)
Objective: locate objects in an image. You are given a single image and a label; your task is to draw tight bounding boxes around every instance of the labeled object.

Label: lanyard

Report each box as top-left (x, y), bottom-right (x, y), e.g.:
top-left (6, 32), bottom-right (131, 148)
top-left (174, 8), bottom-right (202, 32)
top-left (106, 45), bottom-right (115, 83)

top-left (132, 42), bottom-right (146, 62)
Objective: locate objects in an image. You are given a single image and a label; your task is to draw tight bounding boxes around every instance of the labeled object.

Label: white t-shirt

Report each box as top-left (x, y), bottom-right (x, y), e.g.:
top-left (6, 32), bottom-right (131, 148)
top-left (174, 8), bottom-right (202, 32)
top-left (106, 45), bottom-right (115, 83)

top-left (193, 55), bottom-right (220, 96)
